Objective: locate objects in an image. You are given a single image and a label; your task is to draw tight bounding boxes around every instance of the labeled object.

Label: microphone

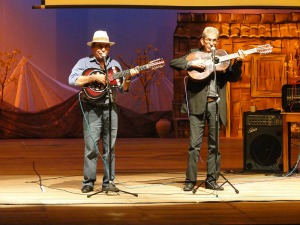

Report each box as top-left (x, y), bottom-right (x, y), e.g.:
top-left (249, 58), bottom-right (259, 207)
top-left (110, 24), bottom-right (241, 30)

top-left (211, 46), bottom-right (216, 62)
top-left (102, 53), bottom-right (107, 63)
top-left (101, 53), bottom-right (112, 101)
top-left (211, 46), bottom-right (219, 64)
top-left (102, 53), bottom-right (108, 70)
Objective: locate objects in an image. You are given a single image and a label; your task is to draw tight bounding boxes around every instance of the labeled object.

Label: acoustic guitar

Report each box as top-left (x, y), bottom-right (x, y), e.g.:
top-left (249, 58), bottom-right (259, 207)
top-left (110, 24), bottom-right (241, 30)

top-left (186, 44), bottom-right (273, 80)
top-left (82, 58), bottom-right (165, 99)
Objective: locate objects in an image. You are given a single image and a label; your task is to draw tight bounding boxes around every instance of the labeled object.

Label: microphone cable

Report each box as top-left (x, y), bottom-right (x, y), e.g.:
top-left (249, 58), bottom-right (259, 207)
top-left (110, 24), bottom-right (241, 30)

top-left (284, 142), bottom-right (300, 177)
top-left (77, 92), bottom-right (110, 180)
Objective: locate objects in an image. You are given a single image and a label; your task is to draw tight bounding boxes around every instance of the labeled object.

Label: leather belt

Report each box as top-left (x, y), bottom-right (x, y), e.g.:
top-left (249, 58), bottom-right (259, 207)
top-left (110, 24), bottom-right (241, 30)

top-left (85, 102), bottom-right (113, 109)
top-left (207, 97), bottom-right (217, 103)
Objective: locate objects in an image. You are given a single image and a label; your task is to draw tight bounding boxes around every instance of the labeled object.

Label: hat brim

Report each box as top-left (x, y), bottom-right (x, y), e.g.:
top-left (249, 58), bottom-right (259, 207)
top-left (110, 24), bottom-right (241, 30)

top-left (87, 41), bottom-right (115, 46)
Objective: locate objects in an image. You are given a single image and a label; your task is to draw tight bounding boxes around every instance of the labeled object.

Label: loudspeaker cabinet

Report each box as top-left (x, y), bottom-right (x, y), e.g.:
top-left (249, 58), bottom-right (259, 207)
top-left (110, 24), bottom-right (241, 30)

top-left (243, 111), bottom-right (283, 172)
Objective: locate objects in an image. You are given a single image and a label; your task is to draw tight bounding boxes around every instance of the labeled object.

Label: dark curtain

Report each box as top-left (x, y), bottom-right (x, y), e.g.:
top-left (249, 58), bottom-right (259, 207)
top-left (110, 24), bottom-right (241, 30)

top-left (0, 94), bottom-right (172, 139)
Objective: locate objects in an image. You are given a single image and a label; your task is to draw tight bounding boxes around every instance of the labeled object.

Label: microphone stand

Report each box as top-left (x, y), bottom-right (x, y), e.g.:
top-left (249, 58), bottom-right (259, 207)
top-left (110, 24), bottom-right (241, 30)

top-left (193, 46), bottom-right (239, 197)
top-left (88, 54), bottom-right (138, 198)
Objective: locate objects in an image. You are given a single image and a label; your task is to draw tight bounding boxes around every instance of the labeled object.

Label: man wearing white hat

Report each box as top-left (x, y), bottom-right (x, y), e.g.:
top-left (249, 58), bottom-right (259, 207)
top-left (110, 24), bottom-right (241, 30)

top-left (69, 30), bottom-right (139, 193)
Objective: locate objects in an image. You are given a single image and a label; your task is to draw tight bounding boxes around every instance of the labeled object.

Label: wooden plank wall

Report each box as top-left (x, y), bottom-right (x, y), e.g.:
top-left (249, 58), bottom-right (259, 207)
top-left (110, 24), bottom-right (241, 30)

top-left (173, 12), bottom-right (300, 137)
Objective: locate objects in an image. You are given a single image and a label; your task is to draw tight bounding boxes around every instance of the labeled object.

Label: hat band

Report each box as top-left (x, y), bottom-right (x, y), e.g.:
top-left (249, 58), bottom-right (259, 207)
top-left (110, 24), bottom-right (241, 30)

top-left (93, 37), bottom-right (110, 43)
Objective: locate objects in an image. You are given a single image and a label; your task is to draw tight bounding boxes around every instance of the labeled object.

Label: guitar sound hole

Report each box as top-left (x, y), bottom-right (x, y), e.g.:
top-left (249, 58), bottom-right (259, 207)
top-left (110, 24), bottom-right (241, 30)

top-left (89, 82), bottom-right (106, 92)
top-left (189, 68), bottom-right (205, 73)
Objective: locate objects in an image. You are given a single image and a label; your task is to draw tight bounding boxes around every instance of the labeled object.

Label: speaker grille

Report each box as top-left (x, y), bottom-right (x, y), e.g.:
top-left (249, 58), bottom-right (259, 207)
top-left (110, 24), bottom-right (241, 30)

top-left (243, 111), bottom-right (283, 172)
top-left (249, 134), bottom-right (282, 167)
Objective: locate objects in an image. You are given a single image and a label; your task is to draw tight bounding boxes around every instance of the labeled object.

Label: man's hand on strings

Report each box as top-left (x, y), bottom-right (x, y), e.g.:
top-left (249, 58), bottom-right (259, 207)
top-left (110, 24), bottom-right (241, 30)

top-left (188, 59), bottom-right (206, 69)
top-left (237, 49), bottom-right (247, 61)
top-left (123, 68), bottom-right (139, 84)
top-left (92, 72), bottom-right (107, 84)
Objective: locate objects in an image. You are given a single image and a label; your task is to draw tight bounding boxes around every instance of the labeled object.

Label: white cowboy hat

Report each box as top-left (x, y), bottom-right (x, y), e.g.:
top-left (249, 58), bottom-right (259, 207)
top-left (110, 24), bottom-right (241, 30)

top-left (87, 30), bottom-right (115, 46)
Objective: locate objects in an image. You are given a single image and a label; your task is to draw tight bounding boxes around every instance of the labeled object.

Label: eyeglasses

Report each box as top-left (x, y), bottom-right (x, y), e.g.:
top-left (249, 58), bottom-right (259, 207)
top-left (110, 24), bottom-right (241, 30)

top-left (204, 38), bottom-right (218, 44)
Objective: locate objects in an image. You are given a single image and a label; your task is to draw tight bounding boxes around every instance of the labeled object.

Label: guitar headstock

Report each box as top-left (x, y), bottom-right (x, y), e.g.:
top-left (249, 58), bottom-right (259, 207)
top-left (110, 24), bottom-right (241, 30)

top-left (257, 44), bottom-right (273, 54)
top-left (148, 58), bottom-right (165, 70)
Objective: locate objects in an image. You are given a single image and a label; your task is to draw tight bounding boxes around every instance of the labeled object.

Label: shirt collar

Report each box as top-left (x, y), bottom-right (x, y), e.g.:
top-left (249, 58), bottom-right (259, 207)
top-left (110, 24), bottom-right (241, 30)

top-left (89, 55), bottom-right (111, 64)
top-left (89, 55), bottom-right (97, 63)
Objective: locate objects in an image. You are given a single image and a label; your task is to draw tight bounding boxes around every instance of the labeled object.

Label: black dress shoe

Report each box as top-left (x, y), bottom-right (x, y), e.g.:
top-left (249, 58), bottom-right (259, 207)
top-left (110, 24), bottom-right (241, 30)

top-left (102, 183), bottom-right (119, 192)
top-left (205, 181), bottom-right (224, 191)
top-left (81, 185), bottom-right (93, 193)
top-left (183, 183), bottom-right (194, 191)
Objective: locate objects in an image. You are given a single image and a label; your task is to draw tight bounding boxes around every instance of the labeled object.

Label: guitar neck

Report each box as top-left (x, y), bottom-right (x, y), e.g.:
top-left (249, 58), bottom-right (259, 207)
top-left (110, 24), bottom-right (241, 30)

top-left (219, 48), bottom-right (258, 62)
top-left (113, 64), bottom-right (149, 79)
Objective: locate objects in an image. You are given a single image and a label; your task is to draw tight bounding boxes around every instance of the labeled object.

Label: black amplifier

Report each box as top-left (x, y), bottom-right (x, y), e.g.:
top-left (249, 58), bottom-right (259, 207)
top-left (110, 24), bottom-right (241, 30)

top-left (244, 110), bottom-right (282, 127)
top-left (282, 83), bottom-right (300, 112)
top-left (243, 110), bottom-right (283, 172)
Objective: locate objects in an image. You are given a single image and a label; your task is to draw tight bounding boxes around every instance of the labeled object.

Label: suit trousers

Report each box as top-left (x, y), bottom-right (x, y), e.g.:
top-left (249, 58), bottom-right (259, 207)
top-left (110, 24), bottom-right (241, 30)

top-left (186, 101), bottom-right (221, 184)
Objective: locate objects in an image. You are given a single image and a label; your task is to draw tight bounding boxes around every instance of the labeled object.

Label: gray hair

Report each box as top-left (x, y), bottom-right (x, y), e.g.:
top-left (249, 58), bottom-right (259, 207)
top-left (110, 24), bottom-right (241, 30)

top-left (202, 27), bottom-right (219, 38)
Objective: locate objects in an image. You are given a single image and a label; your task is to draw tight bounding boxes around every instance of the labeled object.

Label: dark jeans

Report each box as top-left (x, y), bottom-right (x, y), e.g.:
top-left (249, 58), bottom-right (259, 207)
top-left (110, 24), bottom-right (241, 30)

top-left (186, 101), bottom-right (221, 184)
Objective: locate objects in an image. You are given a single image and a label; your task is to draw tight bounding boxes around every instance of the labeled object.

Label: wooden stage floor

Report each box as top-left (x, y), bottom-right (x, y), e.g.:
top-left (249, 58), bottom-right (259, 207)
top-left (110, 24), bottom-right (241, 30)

top-left (0, 137), bottom-right (300, 225)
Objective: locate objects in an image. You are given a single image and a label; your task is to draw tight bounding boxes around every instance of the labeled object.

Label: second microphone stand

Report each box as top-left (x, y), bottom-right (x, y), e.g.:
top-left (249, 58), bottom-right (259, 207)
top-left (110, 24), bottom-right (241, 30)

top-left (192, 47), bottom-right (239, 197)
top-left (88, 55), bottom-right (138, 198)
